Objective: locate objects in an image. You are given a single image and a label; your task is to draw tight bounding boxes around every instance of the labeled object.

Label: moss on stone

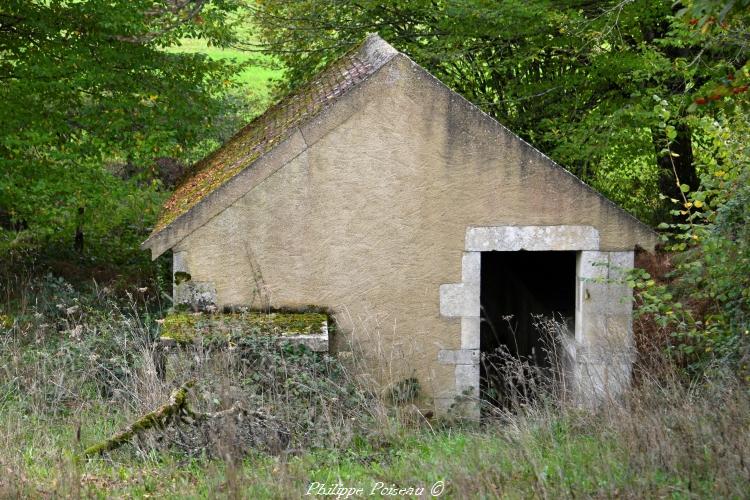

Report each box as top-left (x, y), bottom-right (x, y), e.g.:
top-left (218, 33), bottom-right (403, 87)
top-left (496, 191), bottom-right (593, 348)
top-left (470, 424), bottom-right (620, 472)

top-left (160, 313), bottom-right (199, 343)
top-left (160, 311), bottom-right (328, 344)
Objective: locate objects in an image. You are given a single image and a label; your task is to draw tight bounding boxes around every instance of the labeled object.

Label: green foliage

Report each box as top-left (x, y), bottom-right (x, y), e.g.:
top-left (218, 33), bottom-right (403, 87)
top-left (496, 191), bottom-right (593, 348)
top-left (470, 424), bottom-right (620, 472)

top-left (0, 0), bottom-right (250, 260)
top-left (633, 108), bottom-right (750, 377)
top-left (251, 0), bottom-right (749, 223)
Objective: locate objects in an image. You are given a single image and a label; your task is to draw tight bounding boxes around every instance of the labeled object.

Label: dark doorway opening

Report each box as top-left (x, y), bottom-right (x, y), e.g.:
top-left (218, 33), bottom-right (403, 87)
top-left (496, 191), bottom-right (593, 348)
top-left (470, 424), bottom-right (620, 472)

top-left (480, 251), bottom-right (576, 407)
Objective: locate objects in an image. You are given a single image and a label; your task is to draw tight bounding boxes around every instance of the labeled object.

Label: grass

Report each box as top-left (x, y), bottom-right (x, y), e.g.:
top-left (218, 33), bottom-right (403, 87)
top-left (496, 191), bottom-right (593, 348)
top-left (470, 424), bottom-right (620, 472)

top-left (167, 38), bottom-right (282, 98)
top-left (1, 276), bottom-right (749, 498)
top-left (4, 405), bottom-right (746, 498)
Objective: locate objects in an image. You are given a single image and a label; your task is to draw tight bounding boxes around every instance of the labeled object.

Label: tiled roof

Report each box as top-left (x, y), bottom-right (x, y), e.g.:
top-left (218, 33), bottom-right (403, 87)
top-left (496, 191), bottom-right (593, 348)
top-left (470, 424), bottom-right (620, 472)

top-left (153, 34), bottom-right (396, 233)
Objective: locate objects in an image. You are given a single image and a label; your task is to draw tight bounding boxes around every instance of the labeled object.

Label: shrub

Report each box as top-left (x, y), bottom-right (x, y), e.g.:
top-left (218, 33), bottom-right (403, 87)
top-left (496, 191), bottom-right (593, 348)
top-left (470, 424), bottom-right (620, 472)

top-left (636, 109), bottom-right (750, 379)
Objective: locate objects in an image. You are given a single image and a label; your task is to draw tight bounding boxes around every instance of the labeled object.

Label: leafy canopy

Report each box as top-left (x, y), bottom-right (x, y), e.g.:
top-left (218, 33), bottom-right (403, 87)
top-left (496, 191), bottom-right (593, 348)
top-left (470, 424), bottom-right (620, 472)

top-left (251, 0), bottom-right (749, 222)
top-left (0, 0), bottom-right (248, 260)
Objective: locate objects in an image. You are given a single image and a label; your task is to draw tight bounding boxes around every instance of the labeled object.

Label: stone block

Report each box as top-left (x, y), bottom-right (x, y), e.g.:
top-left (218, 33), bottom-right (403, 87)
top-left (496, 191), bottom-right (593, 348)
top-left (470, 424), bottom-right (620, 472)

top-left (465, 225), bottom-right (599, 252)
top-left (577, 250), bottom-right (610, 280)
top-left (579, 283), bottom-right (632, 316)
top-left (437, 349), bottom-right (479, 365)
top-left (439, 283), bottom-right (480, 317)
top-left (578, 250), bottom-right (634, 284)
top-left (608, 251), bottom-right (634, 280)
top-left (575, 313), bottom-right (607, 346)
top-left (175, 281), bottom-right (217, 311)
top-left (575, 342), bottom-right (635, 365)
top-left (282, 334), bottom-right (329, 352)
top-left (461, 317), bottom-right (481, 349)
top-left (434, 397), bottom-right (480, 420)
top-left (577, 313), bottom-right (633, 354)
top-left (173, 251), bottom-right (188, 274)
top-left (461, 251), bottom-right (481, 284)
top-left (605, 314), bottom-right (634, 348)
top-left (574, 361), bottom-right (632, 404)
top-left (455, 363), bottom-right (480, 396)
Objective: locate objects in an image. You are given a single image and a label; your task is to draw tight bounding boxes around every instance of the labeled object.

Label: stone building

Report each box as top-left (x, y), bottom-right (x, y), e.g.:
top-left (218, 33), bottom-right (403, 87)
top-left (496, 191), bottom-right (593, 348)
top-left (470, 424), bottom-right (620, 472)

top-left (143, 34), bottom-right (658, 416)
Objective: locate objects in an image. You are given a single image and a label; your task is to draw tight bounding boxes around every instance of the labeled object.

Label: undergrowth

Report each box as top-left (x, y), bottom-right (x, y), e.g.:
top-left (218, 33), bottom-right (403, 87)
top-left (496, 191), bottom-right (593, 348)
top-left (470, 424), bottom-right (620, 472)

top-left (1, 276), bottom-right (748, 498)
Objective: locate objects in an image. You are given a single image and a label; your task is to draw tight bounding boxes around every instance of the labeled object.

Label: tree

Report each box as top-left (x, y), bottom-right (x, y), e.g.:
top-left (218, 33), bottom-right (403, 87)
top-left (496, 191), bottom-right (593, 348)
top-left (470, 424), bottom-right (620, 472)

top-left (249, 0), bottom-right (749, 223)
top-left (636, 0), bottom-right (750, 378)
top-left (0, 0), bottom-right (246, 259)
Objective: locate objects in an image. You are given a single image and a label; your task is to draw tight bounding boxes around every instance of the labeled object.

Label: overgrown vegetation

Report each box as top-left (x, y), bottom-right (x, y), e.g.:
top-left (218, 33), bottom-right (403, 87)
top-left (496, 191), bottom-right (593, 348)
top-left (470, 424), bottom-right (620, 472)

top-left (0, 0), bottom-right (276, 277)
top-left (1, 276), bottom-right (748, 497)
top-left (630, 107), bottom-right (750, 379)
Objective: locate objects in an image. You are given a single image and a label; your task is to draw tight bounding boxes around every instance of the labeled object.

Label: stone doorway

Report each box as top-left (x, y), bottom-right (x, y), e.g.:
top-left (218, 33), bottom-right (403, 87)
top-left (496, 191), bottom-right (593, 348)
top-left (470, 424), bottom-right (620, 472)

top-left (438, 225), bottom-right (636, 417)
top-left (479, 251), bottom-right (576, 407)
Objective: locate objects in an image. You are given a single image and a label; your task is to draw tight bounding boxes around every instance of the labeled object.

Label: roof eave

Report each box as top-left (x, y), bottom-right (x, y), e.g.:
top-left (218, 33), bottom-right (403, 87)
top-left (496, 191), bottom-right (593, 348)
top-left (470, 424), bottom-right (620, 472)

top-left (141, 127), bottom-right (310, 259)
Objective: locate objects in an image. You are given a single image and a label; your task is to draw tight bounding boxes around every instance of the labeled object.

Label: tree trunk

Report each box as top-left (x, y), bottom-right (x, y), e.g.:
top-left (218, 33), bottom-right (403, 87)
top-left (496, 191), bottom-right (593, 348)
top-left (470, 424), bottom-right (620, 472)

top-left (82, 381), bottom-right (195, 457)
top-left (654, 123), bottom-right (699, 219)
top-left (74, 206), bottom-right (84, 253)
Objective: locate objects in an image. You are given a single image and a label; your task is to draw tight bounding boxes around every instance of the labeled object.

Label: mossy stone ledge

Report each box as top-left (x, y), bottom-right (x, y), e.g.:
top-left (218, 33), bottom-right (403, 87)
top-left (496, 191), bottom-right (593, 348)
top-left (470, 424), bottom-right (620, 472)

top-left (159, 311), bottom-right (329, 352)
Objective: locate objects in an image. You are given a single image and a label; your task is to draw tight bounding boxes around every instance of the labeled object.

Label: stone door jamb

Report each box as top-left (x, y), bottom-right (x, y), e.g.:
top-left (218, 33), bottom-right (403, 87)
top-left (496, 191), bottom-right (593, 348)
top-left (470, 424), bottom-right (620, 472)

top-left (436, 225), bottom-right (601, 415)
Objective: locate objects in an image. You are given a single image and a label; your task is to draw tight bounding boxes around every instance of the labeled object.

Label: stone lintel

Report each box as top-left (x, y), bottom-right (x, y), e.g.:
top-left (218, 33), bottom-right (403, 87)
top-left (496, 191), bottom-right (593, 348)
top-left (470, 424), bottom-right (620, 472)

top-left (465, 225), bottom-right (599, 252)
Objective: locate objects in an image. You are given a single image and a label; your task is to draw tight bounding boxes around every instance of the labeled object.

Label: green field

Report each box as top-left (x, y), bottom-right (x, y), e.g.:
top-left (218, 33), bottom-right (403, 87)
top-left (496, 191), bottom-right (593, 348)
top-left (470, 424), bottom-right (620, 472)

top-left (168, 38), bottom-right (283, 98)
top-left (3, 389), bottom-right (746, 498)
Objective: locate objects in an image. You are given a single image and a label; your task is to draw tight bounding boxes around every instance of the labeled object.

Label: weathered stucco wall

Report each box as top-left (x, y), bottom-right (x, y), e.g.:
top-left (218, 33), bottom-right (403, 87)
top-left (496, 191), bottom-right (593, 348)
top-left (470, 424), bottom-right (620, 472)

top-left (171, 54), bottom-right (657, 410)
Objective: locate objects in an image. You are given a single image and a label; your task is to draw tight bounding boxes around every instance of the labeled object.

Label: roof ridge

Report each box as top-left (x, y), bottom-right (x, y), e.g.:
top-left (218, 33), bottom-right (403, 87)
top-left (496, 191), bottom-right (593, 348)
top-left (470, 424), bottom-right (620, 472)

top-left (144, 34), bottom-right (655, 257)
top-left (360, 32), bottom-right (399, 68)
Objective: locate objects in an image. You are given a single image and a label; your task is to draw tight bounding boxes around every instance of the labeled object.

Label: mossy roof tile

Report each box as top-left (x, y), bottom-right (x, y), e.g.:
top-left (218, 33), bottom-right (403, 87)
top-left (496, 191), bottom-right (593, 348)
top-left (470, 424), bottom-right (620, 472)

top-left (153, 34), bottom-right (394, 234)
